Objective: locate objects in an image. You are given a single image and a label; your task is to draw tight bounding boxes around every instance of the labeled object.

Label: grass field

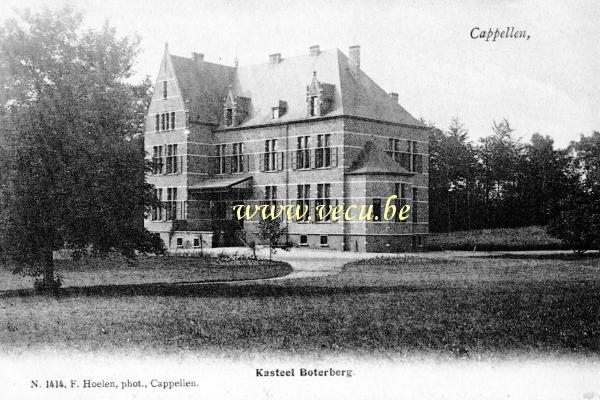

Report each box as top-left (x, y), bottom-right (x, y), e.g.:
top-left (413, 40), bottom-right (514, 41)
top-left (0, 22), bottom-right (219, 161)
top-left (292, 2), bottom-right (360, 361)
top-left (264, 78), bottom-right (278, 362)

top-left (428, 226), bottom-right (565, 251)
top-left (0, 254), bottom-right (292, 292)
top-left (1, 254), bottom-right (599, 358)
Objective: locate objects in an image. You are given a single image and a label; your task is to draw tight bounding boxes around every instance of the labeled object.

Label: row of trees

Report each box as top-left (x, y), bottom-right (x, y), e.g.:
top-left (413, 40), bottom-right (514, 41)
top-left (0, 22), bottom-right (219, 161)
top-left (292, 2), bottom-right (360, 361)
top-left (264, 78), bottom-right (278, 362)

top-left (428, 118), bottom-right (599, 250)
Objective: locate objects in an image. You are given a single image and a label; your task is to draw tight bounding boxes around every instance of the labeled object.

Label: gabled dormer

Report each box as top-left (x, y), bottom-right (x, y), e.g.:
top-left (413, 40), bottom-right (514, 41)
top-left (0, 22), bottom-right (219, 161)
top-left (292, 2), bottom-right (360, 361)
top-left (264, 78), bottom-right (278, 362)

top-left (306, 71), bottom-right (335, 117)
top-left (223, 86), bottom-right (251, 127)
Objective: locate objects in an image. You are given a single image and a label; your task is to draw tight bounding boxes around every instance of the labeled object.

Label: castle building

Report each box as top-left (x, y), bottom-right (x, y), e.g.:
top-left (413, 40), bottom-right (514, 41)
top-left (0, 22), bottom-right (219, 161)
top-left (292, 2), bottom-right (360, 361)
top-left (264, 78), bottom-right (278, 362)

top-left (144, 44), bottom-right (429, 252)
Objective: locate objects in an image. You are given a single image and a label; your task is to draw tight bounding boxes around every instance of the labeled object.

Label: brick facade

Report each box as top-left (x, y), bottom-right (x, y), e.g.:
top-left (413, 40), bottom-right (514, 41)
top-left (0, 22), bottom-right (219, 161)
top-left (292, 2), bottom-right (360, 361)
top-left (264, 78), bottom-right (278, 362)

top-left (144, 44), bottom-right (429, 252)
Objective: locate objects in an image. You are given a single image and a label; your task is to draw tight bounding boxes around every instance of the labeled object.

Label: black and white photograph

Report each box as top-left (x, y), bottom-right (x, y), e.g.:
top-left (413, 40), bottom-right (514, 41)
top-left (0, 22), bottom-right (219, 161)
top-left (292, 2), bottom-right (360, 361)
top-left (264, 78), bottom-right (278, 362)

top-left (0, 0), bottom-right (599, 399)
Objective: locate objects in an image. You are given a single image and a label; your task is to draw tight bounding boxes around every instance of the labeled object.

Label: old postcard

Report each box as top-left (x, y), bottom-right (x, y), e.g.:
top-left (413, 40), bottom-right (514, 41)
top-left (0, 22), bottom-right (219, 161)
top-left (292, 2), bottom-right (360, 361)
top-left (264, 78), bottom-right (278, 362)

top-left (0, 0), bottom-right (599, 399)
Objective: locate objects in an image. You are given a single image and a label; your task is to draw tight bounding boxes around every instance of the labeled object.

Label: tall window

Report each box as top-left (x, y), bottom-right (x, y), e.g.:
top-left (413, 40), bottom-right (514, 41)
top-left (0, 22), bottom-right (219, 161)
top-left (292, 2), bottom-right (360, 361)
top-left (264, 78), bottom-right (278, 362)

top-left (163, 81), bottom-right (168, 98)
top-left (315, 183), bottom-right (331, 222)
top-left (166, 144), bottom-right (178, 174)
top-left (309, 96), bottom-right (318, 116)
top-left (232, 143), bottom-right (244, 173)
top-left (170, 112), bottom-right (175, 130)
top-left (155, 114), bottom-right (160, 132)
top-left (412, 187), bottom-right (419, 223)
top-left (411, 141), bottom-right (423, 173)
top-left (217, 144), bottom-right (226, 174)
top-left (394, 182), bottom-right (411, 222)
top-left (166, 188), bottom-right (177, 220)
top-left (225, 108), bottom-right (233, 126)
top-left (264, 139), bottom-right (277, 171)
top-left (316, 134), bottom-right (331, 168)
top-left (296, 184), bottom-right (310, 222)
top-left (296, 136), bottom-right (310, 169)
top-left (161, 114), bottom-right (166, 131)
top-left (152, 188), bottom-right (163, 221)
top-left (152, 146), bottom-right (163, 175)
top-left (165, 112), bottom-right (170, 131)
top-left (388, 138), bottom-right (401, 162)
top-left (264, 186), bottom-right (277, 207)
top-left (372, 198), bottom-right (382, 222)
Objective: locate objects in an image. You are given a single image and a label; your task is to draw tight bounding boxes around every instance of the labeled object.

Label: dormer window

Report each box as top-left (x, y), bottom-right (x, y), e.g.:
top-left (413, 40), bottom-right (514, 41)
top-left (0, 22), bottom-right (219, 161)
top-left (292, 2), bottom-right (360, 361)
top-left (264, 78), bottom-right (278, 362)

top-left (163, 81), bottom-right (167, 99)
top-left (306, 71), bottom-right (334, 118)
top-left (223, 86), bottom-right (250, 128)
top-left (272, 100), bottom-right (287, 120)
top-left (309, 96), bottom-right (318, 116)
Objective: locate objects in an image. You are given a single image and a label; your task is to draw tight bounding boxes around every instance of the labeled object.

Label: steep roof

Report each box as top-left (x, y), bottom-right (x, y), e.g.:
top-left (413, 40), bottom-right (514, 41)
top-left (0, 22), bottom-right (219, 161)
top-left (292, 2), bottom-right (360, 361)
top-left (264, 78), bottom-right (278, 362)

top-left (169, 48), bottom-right (423, 128)
top-left (347, 141), bottom-right (412, 175)
top-left (170, 55), bottom-right (235, 125)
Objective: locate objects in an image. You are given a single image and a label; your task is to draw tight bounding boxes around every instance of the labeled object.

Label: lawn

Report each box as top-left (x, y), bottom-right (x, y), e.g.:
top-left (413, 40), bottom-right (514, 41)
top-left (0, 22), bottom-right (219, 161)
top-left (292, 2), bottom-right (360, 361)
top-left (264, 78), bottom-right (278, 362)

top-left (1, 254), bottom-right (599, 358)
top-left (0, 254), bottom-right (292, 292)
top-left (428, 226), bottom-right (565, 251)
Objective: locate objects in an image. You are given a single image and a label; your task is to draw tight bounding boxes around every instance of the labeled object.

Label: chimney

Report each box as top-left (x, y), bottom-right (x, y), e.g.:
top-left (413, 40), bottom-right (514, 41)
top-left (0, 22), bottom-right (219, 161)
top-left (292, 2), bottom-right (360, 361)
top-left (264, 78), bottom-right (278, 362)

top-left (269, 53), bottom-right (282, 64)
top-left (349, 45), bottom-right (360, 76)
top-left (309, 45), bottom-right (320, 56)
top-left (389, 92), bottom-right (399, 102)
top-left (192, 52), bottom-right (204, 63)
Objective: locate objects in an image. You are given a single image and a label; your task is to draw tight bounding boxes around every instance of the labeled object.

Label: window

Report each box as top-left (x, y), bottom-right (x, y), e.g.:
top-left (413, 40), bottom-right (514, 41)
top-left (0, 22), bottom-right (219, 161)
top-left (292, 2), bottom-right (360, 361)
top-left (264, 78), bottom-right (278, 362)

top-left (152, 146), bottom-right (164, 175)
top-left (216, 144), bottom-right (226, 174)
top-left (411, 141), bottom-right (423, 173)
top-left (316, 134), bottom-right (331, 168)
top-left (264, 186), bottom-right (277, 207)
top-left (193, 238), bottom-right (200, 248)
top-left (163, 81), bottom-right (168, 98)
top-left (225, 108), bottom-right (233, 126)
top-left (176, 238), bottom-right (183, 248)
top-left (299, 235), bottom-right (308, 246)
top-left (171, 112), bottom-right (175, 130)
top-left (161, 113), bottom-right (166, 131)
top-left (166, 188), bottom-right (177, 221)
top-left (155, 114), bottom-right (160, 132)
top-left (264, 139), bottom-right (277, 171)
top-left (309, 96), bottom-right (318, 116)
top-left (387, 138), bottom-right (424, 173)
top-left (232, 143), bottom-right (243, 173)
top-left (152, 188), bottom-right (163, 220)
top-left (320, 235), bottom-right (328, 247)
top-left (296, 184), bottom-right (310, 222)
top-left (397, 140), bottom-right (423, 173)
top-left (296, 136), bottom-right (310, 169)
top-left (166, 144), bottom-right (178, 174)
top-left (412, 187), bottom-right (418, 223)
top-left (388, 138), bottom-right (401, 162)
top-left (315, 183), bottom-right (331, 222)
top-left (165, 112), bottom-right (169, 130)
top-left (394, 182), bottom-right (411, 222)
top-left (372, 198), bottom-right (382, 222)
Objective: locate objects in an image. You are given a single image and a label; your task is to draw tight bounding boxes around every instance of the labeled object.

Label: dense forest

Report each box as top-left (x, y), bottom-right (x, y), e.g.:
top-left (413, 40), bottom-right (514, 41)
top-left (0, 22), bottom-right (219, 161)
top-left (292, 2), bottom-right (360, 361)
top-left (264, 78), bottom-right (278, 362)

top-left (427, 118), bottom-right (599, 247)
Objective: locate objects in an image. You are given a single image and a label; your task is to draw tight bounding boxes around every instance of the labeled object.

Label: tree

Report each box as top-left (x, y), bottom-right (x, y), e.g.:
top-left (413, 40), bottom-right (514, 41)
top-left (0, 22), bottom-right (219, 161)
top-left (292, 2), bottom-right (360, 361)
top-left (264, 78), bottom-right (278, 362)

top-left (547, 132), bottom-right (600, 253)
top-left (517, 134), bottom-right (570, 226)
top-left (257, 217), bottom-right (288, 261)
top-left (0, 7), bottom-right (165, 293)
top-left (428, 118), bottom-right (479, 232)
top-left (547, 188), bottom-right (599, 254)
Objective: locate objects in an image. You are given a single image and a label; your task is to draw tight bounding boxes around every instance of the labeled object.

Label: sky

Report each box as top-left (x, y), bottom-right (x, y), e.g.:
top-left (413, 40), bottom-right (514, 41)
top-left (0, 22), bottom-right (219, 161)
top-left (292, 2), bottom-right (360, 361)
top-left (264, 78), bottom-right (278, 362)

top-left (2, 0), bottom-right (599, 148)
